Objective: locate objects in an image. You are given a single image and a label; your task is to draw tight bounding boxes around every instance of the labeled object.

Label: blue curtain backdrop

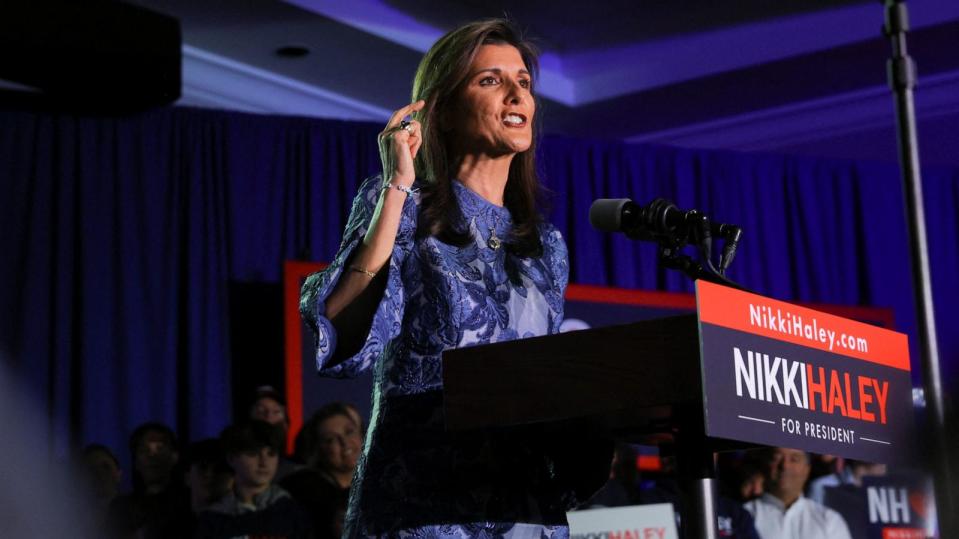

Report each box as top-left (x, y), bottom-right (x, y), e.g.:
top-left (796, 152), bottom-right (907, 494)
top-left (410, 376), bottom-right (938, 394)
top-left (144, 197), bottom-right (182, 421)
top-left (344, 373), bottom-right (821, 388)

top-left (1, 105), bottom-right (957, 464)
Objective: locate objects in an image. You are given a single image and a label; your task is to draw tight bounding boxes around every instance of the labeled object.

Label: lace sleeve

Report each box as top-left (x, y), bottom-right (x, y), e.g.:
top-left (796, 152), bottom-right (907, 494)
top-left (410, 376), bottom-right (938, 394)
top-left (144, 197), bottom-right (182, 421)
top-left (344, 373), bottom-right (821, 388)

top-left (299, 175), bottom-right (418, 377)
top-left (540, 223), bottom-right (569, 335)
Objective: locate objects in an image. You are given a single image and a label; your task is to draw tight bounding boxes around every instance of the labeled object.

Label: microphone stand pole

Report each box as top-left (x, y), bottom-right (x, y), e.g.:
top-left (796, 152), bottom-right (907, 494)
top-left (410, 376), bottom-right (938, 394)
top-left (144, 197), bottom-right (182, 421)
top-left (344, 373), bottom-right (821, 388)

top-left (882, 1), bottom-right (956, 534)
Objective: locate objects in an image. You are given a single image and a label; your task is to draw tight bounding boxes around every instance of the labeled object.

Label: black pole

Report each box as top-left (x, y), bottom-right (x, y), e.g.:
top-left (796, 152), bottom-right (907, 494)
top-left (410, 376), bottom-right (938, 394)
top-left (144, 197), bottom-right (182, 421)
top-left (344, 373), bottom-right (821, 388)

top-left (674, 409), bottom-right (719, 539)
top-left (882, 1), bottom-right (957, 535)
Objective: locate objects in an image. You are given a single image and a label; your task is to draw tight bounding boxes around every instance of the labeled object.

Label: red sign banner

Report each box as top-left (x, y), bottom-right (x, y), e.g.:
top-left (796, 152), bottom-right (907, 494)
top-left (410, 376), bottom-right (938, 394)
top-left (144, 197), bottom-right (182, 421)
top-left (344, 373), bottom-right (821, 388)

top-left (698, 281), bottom-right (909, 371)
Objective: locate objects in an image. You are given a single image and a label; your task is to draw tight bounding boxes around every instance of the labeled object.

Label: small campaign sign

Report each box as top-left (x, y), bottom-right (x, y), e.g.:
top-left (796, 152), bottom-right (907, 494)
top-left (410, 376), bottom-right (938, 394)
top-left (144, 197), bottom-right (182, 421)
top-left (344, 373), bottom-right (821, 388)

top-left (862, 474), bottom-right (936, 539)
top-left (567, 504), bottom-right (679, 539)
top-left (820, 473), bottom-right (936, 539)
top-left (696, 281), bottom-right (915, 464)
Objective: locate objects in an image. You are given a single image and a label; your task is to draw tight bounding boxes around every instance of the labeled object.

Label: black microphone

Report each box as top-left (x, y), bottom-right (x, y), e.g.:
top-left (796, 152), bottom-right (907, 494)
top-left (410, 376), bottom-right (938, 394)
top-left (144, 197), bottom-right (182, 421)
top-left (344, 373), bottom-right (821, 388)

top-left (589, 198), bottom-right (685, 241)
top-left (715, 224), bottom-right (743, 273)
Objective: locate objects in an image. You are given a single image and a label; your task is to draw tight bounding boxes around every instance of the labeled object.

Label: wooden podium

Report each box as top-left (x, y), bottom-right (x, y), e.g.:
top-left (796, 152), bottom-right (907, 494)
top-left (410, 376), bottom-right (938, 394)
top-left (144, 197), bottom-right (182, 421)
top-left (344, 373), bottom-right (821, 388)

top-left (443, 314), bottom-right (705, 437)
top-left (442, 281), bottom-right (915, 539)
top-left (443, 314), bottom-right (722, 538)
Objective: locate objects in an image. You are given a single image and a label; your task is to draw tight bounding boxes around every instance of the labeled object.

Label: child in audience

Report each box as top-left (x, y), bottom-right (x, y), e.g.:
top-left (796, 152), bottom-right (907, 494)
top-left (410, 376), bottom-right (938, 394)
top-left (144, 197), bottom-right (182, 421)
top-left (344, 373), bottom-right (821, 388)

top-left (196, 420), bottom-right (312, 539)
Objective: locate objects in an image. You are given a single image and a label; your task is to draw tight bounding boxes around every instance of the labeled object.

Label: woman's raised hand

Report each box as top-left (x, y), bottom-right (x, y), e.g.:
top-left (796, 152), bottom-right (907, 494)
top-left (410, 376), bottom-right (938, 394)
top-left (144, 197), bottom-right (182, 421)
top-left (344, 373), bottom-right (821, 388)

top-left (326, 101), bottom-right (426, 320)
top-left (378, 100), bottom-right (425, 186)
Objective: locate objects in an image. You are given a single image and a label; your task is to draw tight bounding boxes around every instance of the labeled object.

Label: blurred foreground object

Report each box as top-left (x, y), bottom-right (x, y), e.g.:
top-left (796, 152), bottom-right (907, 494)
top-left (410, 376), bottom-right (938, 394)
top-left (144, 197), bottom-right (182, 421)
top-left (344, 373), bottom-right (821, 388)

top-left (0, 356), bottom-right (95, 538)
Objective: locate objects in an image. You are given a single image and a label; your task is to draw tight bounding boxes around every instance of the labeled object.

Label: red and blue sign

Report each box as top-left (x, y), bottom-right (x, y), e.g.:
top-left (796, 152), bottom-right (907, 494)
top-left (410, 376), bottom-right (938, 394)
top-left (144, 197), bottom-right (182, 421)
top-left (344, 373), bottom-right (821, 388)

top-left (696, 281), bottom-right (915, 463)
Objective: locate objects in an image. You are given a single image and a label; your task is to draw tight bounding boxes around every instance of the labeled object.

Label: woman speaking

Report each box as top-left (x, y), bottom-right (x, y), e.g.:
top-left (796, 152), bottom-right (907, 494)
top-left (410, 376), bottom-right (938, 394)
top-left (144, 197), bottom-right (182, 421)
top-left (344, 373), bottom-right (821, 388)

top-left (301, 18), bottom-right (608, 538)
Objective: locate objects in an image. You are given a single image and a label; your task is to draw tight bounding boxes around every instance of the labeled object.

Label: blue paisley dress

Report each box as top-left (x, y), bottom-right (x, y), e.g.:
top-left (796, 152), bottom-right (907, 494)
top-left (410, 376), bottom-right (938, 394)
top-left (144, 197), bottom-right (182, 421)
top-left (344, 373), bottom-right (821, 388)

top-left (301, 177), bottom-right (599, 538)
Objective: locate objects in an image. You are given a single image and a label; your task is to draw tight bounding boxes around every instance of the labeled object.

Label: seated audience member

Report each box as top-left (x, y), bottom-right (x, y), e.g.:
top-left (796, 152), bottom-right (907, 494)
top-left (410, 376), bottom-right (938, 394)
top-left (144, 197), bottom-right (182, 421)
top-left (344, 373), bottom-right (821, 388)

top-left (718, 451), bottom-right (765, 503)
top-left (131, 422), bottom-right (181, 494)
top-left (249, 385), bottom-right (300, 481)
top-left (292, 402), bottom-right (363, 489)
top-left (808, 453), bottom-right (840, 483)
top-left (638, 475), bottom-right (760, 538)
top-left (281, 402), bottom-right (362, 539)
top-left (179, 439), bottom-right (234, 532)
top-left (250, 386), bottom-right (289, 434)
top-left (584, 443), bottom-right (642, 507)
top-left (807, 458), bottom-right (887, 504)
top-left (78, 444), bottom-right (123, 529)
top-left (196, 420), bottom-right (312, 539)
top-left (744, 447), bottom-right (852, 539)
top-left (584, 447), bottom-right (759, 539)
top-left (108, 422), bottom-right (191, 538)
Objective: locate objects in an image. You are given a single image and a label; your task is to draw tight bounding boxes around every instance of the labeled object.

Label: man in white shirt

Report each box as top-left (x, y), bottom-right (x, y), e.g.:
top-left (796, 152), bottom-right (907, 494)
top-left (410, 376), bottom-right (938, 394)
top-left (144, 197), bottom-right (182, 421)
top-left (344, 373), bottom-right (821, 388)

top-left (743, 447), bottom-right (852, 539)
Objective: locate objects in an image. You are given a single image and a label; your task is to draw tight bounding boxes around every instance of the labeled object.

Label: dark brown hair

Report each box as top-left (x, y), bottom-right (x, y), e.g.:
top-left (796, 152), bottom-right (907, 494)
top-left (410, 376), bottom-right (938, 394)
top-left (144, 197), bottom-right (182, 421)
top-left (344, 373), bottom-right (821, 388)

top-left (220, 420), bottom-right (284, 456)
top-left (411, 19), bottom-right (545, 257)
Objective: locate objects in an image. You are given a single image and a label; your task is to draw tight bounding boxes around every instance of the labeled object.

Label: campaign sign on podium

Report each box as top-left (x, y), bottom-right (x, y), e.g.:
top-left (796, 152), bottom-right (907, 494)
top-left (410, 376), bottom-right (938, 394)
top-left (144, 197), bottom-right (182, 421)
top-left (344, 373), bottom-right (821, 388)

top-left (696, 281), bottom-right (914, 463)
top-left (567, 504), bottom-right (678, 539)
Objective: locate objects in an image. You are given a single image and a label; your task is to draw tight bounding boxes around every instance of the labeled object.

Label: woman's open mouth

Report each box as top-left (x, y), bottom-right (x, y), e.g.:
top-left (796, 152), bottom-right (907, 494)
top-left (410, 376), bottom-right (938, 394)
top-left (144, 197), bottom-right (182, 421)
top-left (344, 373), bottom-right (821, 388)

top-left (502, 112), bottom-right (527, 128)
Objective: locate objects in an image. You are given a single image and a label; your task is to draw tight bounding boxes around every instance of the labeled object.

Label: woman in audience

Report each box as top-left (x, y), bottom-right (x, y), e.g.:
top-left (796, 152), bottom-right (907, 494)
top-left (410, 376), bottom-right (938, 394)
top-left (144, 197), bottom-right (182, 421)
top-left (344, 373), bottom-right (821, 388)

top-left (282, 402), bottom-right (362, 539)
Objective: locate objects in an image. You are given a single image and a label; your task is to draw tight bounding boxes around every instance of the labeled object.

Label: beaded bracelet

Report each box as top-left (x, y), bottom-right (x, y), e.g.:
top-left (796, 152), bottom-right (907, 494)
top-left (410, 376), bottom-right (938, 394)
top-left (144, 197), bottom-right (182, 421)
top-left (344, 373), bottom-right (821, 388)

top-left (382, 181), bottom-right (418, 197)
top-left (348, 265), bottom-right (376, 279)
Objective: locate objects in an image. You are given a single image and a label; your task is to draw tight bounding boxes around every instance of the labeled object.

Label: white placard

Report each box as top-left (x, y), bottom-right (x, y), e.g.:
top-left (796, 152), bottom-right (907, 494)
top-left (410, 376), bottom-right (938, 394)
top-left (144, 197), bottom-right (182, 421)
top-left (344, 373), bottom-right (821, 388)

top-left (567, 503), bottom-right (679, 539)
